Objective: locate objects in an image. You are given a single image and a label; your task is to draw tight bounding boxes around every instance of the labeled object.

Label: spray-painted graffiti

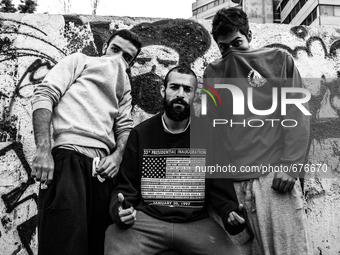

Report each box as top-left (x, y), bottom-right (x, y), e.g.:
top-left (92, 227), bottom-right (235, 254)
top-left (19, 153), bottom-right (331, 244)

top-left (0, 15), bottom-right (213, 254)
top-left (0, 18), bottom-right (57, 255)
top-left (129, 20), bottom-right (211, 114)
top-left (66, 16), bottom-right (211, 115)
top-left (0, 17), bottom-right (91, 254)
top-left (0, 142), bottom-right (37, 255)
top-left (268, 25), bottom-right (340, 58)
top-left (0, 19), bottom-right (60, 142)
top-left (0, 17), bottom-right (95, 138)
top-left (77, 18), bottom-right (212, 114)
top-left (127, 19), bottom-right (211, 114)
top-left (266, 26), bottom-right (340, 141)
top-left (0, 14), bottom-right (340, 255)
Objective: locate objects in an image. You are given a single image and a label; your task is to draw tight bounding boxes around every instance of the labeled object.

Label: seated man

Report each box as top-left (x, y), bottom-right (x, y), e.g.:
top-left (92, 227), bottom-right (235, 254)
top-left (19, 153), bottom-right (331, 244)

top-left (104, 66), bottom-right (242, 255)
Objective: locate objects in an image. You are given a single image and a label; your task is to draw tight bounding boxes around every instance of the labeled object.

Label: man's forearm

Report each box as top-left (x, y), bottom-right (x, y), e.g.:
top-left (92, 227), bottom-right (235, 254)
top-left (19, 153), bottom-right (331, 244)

top-left (112, 134), bottom-right (129, 162)
top-left (33, 108), bottom-right (52, 150)
top-left (32, 108), bottom-right (55, 184)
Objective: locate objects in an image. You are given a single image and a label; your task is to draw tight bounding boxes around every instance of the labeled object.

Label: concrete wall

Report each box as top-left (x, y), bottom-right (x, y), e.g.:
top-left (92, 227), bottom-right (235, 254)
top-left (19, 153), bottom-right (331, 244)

top-left (0, 13), bottom-right (339, 255)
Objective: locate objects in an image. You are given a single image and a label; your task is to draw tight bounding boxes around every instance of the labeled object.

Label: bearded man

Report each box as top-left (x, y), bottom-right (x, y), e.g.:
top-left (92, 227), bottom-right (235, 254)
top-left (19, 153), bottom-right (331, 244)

top-left (104, 66), bottom-right (242, 255)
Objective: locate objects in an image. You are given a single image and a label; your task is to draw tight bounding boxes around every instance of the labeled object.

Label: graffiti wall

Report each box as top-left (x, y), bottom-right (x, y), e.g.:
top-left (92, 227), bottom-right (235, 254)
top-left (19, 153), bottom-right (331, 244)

top-left (0, 13), bottom-right (339, 255)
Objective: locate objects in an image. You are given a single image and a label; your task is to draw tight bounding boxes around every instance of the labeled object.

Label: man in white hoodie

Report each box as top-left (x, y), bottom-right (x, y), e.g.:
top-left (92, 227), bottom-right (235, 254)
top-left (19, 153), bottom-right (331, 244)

top-left (31, 29), bottom-right (141, 255)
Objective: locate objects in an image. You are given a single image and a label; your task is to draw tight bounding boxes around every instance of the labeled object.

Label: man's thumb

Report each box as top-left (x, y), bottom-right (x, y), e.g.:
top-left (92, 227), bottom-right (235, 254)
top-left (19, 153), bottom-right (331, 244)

top-left (118, 193), bottom-right (124, 205)
top-left (238, 203), bottom-right (244, 212)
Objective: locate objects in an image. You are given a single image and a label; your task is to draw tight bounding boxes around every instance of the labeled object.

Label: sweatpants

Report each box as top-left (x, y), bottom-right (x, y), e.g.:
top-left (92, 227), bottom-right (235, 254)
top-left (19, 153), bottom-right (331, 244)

top-left (230, 172), bottom-right (313, 255)
top-left (104, 210), bottom-right (241, 255)
top-left (37, 148), bottom-right (114, 255)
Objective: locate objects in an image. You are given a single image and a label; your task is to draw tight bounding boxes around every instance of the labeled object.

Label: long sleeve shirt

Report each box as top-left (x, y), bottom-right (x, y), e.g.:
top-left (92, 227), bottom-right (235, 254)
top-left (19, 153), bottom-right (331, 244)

top-left (110, 113), bottom-right (245, 234)
top-left (204, 47), bottom-right (310, 179)
top-left (32, 53), bottom-right (133, 154)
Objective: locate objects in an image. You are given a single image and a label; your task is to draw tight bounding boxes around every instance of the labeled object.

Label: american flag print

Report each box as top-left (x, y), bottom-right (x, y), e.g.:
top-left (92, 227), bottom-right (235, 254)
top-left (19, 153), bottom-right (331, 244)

top-left (141, 148), bottom-right (206, 208)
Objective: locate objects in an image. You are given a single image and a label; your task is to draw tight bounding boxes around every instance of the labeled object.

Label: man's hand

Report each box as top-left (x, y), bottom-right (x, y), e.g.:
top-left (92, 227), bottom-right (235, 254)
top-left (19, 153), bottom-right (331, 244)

top-left (97, 134), bottom-right (129, 179)
top-left (118, 193), bottom-right (136, 225)
top-left (96, 152), bottom-right (122, 179)
top-left (271, 172), bottom-right (296, 192)
top-left (227, 204), bottom-right (246, 226)
top-left (32, 148), bottom-right (54, 185)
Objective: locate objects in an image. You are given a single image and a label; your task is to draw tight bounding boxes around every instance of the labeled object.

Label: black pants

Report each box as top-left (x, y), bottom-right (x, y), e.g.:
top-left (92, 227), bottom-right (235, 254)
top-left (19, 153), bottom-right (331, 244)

top-left (37, 148), bottom-right (114, 255)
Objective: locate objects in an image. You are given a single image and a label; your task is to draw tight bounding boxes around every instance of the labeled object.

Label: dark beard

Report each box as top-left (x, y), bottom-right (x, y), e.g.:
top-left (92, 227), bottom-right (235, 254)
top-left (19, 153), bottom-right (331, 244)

top-left (163, 96), bottom-right (190, 121)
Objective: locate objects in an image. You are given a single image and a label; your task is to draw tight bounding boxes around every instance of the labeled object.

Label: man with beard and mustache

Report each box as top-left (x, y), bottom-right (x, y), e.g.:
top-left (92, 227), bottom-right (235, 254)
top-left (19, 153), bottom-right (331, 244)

top-left (104, 66), bottom-right (242, 255)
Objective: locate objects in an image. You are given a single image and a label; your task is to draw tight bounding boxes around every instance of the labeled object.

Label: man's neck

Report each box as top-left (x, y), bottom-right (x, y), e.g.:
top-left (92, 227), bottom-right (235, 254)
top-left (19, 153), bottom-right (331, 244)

top-left (162, 113), bottom-right (190, 134)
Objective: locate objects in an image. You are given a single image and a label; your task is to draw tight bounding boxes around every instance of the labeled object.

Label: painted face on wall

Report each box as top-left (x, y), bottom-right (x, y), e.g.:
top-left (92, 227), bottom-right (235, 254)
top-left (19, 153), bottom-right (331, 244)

top-left (129, 45), bottom-right (180, 114)
top-left (131, 45), bottom-right (179, 78)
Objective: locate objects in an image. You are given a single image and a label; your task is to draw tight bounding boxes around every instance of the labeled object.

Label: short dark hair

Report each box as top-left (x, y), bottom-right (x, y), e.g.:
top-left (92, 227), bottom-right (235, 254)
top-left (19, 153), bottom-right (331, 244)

top-left (212, 7), bottom-right (249, 42)
top-left (163, 66), bottom-right (197, 89)
top-left (106, 29), bottom-right (142, 58)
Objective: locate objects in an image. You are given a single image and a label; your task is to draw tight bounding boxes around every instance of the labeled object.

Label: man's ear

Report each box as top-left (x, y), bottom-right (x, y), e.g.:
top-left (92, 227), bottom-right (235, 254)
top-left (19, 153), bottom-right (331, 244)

top-left (247, 30), bottom-right (252, 43)
top-left (102, 43), bottom-right (108, 56)
top-left (160, 85), bottom-right (166, 99)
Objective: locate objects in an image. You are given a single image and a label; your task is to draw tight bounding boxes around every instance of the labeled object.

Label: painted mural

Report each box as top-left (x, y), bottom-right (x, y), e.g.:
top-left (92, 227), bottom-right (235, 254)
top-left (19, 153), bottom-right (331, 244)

top-left (0, 13), bottom-right (339, 255)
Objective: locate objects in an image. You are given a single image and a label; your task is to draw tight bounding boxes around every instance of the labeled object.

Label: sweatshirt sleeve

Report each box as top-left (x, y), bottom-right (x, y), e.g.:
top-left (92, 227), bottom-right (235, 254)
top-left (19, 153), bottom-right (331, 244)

top-left (281, 53), bottom-right (310, 178)
top-left (113, 72), bottom-right (133, 139)
top-left (209, 178), bottom-right (246, 235)
top-left (110, 129), bottom-right (142, 229)
top-left (203, 68), bottom-right (246, 235)
top-left (31, 53), bottom-right (85, 112)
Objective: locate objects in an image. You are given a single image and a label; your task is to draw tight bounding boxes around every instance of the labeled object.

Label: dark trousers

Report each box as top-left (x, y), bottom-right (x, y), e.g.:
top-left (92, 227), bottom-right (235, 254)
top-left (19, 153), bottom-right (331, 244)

top-left (37, 148), bottom-right (114, 255)
top-left (105, 211), bottom-right (241, 255)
